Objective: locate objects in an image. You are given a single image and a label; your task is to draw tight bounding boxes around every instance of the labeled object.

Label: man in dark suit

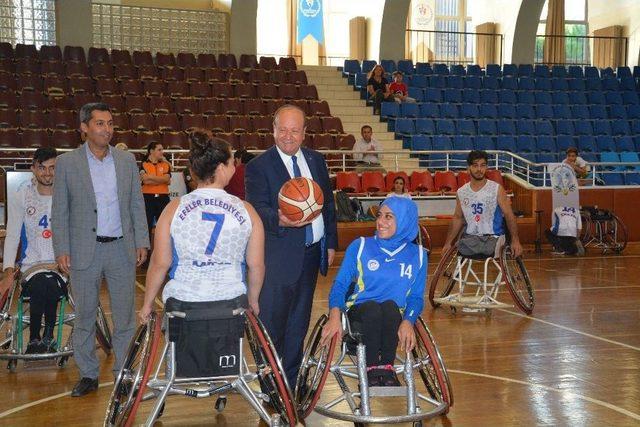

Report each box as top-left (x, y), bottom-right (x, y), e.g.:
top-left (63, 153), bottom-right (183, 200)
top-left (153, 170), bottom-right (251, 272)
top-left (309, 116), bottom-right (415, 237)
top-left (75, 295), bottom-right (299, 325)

top-left (245, 104), bottom-right (337, 387)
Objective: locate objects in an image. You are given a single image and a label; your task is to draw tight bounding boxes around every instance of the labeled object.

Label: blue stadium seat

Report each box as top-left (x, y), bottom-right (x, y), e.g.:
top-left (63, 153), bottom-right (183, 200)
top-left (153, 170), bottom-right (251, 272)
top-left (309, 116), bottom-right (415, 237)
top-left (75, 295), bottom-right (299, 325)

top-left (471, 136), bottom-right (494, 151)
top-left (552, 91), bottom-right (570, 104)
top-left (535, 91), bottom-right (552, 104)
top-left (571, 105), bottom-right (590, 120)
top-left (536, 136), bottom-right (556, 152)
top-left (463, 76), bottom-right (482, 89)
top-left (501, 76), bottom-right (518, 90)
top-left (568, 65), bottom-right (584, 78)
top-left (343, 59), bottom-right (361, 77)
top-left (466, 64), bottom-right (483, 76)
top-left (503, 64), bottom-right (517, 77)
top-left (450, 64), bottom-right (466, 75)
top-left (397, 59), bottom-right (414, 75)
top-left (415, 118), bottom-right (435, 134)
top-left (605, 92), bottom-right (623, 105)
top-left (440, 104), bottom-right (459, 118)
top-left (590, 105), bottom-right (608, 119)
top-left (453, 135), bottom-right (474, 150)
top-left (462, 88), bottom-right (480, 103)
top-left (456, 119), bottom-right (476, 135)
top-left (570, 92), bottom-right (587, 104)
top-left (443, 88), bottom-right (462, 103)
top-left (482, 76), bottom-right (499, 89)
top-left (428, 75), bottom-right (446, 88)
top-left (581, 152), bottom-right (598, 163)
top-left (556, 120), bottom-right (575, 135)
top-left (552, 65), bottom-right (567, 77)
top-left (622, 91), bottom-right (639, 105)
top-left (498, 104), bottom-right (517, 118)
top-left (551, 78), bottom-right (569, 91)
top-left (537, 153), bottom-right (558, 163)
top-left (411, 74), bottom-right (428, 88)
top-left (400, 102), bottom-right (420, 118)
top-left (627, 105), bottom-right (640, 119)
top-left (600, 154), bottom-right (625, 185)
top-left (431, 136), bottom-right (453, 168)
top-left (517, 135), bottom-right (536, 152)
top-left (446, 75), bottom-right (464, 89)
top-left (518, 64), bottom-right (533, 77)
top-left (585, 78), bottom-right (602, 91)
top-left (587, 91), bottom-right (606, 104)
top-left (436, 119), bottom-right (456, 135)
top-left (424, 88), bottom-right (442, 102)
top-left (516, 120), bottom-right (536, 135)
top-left (381, 59), bottom-right (396, 73)
top-left (460, 103), bottom-right (480, 119)
top-left (575, 120), bottom-right (594, 136)
top-left (480, 89), bottom-right (499, 104)
top-left (601, 67), bottom-right (615, 78)
top-left (534, 78), bottom-right (551, 91)
top-left (408, 87), bottom-right (425, 102)
top-left (478, 119), bottom-right (498, 135)
top-left (567, 79), bottom-right (586, 91)
top-left (556, 135), bottom-right (576, 151)
top-left (535, 120), bottom-right (554, 135)
top-left (612, 120), bottom-right (631, 136)
top-left (534, 64), bottom-right (550, 78)
top-left (394, 118), bottom-right (415, 137)
top-left (535, 104), bottom-right (554, 119)
top-left (553, 105), bottom-right (572, 119)
top-left (420, 103), bottom-right (440, 118)
top-left (596, 136), bottom-right (616, 152)
top-left (486, 64), bottom-right (502, 77)
top-left (516, 104), bottom-right (535, 119)
top-left (619, 77), bottom-right (636, 91)
top-left (496, 135), bottom-right (516, 151)
top-left (602, 78), bottom-right (619, 91)
top-left (380, 102), bottom-right (399, 120)
top-left (432, 63), bottom-right (448, 75)
top-left (415, 62), bottom-right (432, 75)
top-left (584, 66), bottom-right (599, 79)
top-left (593, 120), bottom-right (611, 136)
top-left (617, 137), bottom-right (636, 152)
top-left (578, 135), bottom-right (597, 152)
top-left (362, 60), bottom-right (377, 74)
top-left (620, 151), bottom-right (640, 165)
top-left (411, 135), bottom-right (431, 151)
top-left (625, 173), bottom-right (640, 185)
top-left (499, 89), bottom-right (517, 104)
top-left (617, 66), bottom-right (632, 78)
top-left (479, 104), bottom-right (498, 119)
top-left (497, 119), bottom-right (516, 135)
top-left (517, 91), bottom-right (535, 104)
top-left (355, 72), bottom-right (368, 89)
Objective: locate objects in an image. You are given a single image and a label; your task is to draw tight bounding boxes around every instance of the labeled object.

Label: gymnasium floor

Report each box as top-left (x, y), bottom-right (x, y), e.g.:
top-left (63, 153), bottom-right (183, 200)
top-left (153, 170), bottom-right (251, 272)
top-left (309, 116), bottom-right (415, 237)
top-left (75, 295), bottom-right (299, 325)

top-left (0, 247), bottom-right (639, 426)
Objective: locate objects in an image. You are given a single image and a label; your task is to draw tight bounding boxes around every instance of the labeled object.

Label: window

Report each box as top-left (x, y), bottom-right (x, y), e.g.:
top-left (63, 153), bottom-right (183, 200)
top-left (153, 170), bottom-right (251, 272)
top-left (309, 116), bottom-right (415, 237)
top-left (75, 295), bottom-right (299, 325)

top-left (535, 0), bottom-right (589, 65)
top-left (0, 0), bottom-right (56, 47)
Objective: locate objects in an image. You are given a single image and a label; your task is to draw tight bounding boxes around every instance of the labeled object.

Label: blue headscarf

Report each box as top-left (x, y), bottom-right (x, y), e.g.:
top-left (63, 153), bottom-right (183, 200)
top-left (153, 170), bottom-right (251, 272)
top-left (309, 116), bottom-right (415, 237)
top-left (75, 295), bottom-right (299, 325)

top-left (375, 197), bottom-right (419, 251)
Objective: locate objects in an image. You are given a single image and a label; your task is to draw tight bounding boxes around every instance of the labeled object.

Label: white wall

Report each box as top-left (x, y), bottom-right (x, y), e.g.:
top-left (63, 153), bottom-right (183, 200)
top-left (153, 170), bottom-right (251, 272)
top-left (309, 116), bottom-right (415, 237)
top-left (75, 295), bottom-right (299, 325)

top-left (588, 0), bottom-right (640, 67)
top-left (256, 0), bottom-right (289, 57)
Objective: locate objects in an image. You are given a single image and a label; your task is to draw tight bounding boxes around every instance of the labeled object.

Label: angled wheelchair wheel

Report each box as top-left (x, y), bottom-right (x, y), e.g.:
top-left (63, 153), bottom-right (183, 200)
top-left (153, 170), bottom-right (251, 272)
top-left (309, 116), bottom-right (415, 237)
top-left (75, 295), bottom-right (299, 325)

top-left (104, 311), bottom-right (161, 427)
top-left (413, 317), bottom-right (453, 411)
top-left (295, 314), bottom-right (337, 419)
top-left (500, 246), bottom-right (535, 315)
top-left (245, 310), bottom-right (298, 426)
top-left (428, 244), bottom-right (458, 308)
top-left (96, 303), bottom-right (113, 355)
top-left (603, 213), bottom-right (628, 253)
top-left (418, 224), bottom-right (432, 254)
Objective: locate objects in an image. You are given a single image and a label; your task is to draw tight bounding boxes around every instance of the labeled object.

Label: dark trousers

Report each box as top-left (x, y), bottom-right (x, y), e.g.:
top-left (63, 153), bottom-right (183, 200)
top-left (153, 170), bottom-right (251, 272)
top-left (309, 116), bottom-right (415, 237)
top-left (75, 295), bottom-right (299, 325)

top-left (371, 89), bottom-right (394, 112)
top-left (545, 229), bottom-right (578, 255)
top-left (348, 300), bottom-right (402, 366)
top-left (259, 243), bottom-right (320, 387)
top-left (144, 193), bottom-right (171, 229)
top-left (21, 272), bottom-right (66, 342)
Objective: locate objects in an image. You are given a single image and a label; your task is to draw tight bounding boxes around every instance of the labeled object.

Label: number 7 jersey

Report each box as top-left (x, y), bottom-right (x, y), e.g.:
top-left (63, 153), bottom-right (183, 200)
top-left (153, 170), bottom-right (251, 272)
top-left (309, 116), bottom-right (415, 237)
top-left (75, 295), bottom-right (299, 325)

top-left (163, 188), bottom-right (252, 303)
top-left (457, 180), bottom-right (504, 236)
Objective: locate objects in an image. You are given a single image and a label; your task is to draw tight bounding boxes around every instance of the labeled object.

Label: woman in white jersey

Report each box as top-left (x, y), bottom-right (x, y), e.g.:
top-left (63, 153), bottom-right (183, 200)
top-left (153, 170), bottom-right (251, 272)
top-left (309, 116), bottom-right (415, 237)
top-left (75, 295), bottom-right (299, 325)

top-left (139, 130), bottom-right (265, 323)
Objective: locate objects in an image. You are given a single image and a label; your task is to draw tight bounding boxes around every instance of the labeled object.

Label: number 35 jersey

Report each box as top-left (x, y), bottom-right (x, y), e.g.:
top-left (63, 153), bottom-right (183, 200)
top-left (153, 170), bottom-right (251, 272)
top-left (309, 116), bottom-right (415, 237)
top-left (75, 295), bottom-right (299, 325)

top-left (163, 188), bottom-right (252, 303)
top-left (457, 180), bottom-right (504, 236)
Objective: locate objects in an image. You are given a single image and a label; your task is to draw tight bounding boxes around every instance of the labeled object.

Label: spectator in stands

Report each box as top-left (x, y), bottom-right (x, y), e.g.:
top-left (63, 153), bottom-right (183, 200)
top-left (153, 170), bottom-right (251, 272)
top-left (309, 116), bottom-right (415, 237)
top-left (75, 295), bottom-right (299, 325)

top-left (563, 147), bottom-right (589, 179)
top-left (389, 71), bottom-right (416, 103)
top-left (140, 142), bottom-right (172, 232)
top-left (545, 206), bottom-right (584, 256)
top-left (387, 176), bottom-right (411, 198)
top-left (367, 64), bottom-right (394, 115)
top-left (115, 142), bottom-right (129, 151)
top-left (183, 167), bottom-right (198, 193)
top-left (225, 149), bottom-right (255, 200)
top-left (353, 125), bottom-right (384, 171)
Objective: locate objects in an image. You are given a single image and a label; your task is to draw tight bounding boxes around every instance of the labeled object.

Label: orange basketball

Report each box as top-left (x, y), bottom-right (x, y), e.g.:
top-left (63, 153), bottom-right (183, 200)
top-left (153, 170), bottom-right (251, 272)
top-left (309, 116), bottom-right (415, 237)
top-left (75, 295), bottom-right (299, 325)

top-left (278, 177), bottom-right (324, 222)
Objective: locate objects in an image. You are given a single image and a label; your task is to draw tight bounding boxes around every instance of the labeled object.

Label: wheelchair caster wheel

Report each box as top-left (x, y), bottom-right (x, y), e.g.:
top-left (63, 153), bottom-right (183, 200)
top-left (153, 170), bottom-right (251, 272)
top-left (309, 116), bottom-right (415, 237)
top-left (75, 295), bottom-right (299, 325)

top-left (7, 360), bottom-right (16, 372)
top-left (1, 340), bottom-right (10, 350)
top-left (413, 422), bottom-right (423, 427)
top-left (157, 403), bottom-right (165, 418)
top-left (58, 356), bottom-right (68, 368)
top-left (215, 396), bottom-right (226, 412)
top-left (354, 423), bottom-right (366, 427)
top-left (450, 306), bottom-right (457, 314)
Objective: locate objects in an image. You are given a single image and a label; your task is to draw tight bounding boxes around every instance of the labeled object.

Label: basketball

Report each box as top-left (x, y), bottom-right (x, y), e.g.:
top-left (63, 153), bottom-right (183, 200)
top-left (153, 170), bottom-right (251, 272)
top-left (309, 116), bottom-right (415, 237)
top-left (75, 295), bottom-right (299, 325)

top-left (278, 177), bottom-right (324, 222)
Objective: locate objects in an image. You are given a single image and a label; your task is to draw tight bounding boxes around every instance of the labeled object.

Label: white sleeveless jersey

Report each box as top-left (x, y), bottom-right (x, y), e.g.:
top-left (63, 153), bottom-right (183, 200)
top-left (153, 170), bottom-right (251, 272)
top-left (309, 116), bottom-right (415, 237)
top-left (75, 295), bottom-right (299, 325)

top-left (457, 180), bottom-right (504, 236)
top-left (551, 206), bottom-right (581, 237)
top-left (2, 180), bottom-right (55, 271)
top-left (162, 188), bottom-right (252, 302)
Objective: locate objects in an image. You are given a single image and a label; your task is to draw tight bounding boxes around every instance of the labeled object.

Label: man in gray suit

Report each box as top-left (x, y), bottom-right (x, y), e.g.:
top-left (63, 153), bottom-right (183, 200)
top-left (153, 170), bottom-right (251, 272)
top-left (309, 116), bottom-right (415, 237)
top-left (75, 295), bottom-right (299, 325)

top-left (52, 102), bottom-right (149, 397)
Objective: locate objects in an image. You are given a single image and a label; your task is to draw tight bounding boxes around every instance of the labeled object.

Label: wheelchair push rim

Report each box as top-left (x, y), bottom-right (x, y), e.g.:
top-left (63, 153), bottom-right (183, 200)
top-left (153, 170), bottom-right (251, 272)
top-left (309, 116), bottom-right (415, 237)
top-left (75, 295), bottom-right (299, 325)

top-left (104, 311), bottom-right (162, 427)
top-left (96, 303), bottom-right (113, 355)
top-left (428, 243), bottom-right (458, 308)
top-left (500, 246), bottom-right (535, 315)
top-left (414, 317), bottom-right (453, 409)
top-left (245, 310), bottom-right (298, 426)
top-left (295, 314), bottom-right (337, 419)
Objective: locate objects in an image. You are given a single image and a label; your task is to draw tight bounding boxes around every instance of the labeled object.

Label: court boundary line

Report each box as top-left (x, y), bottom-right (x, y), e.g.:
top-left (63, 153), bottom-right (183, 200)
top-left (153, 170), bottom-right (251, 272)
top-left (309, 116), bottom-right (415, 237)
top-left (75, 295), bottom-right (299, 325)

top-left (449, 369), bottom-right (640, 421)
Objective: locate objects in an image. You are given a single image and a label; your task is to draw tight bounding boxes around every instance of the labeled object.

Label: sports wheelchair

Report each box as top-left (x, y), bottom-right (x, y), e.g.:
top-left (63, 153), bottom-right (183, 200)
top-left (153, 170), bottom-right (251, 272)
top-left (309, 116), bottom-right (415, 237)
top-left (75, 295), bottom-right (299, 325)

top-left (0, 263), bottom-right (112, 371)
top-left (580, 206), bottom-right (628, 254)
top-left (294, 313), bottom-right (452, 426)
top-left (428, 235), bottom-right (534, 315)
top-left (104, 298), bottom-right (298, 426)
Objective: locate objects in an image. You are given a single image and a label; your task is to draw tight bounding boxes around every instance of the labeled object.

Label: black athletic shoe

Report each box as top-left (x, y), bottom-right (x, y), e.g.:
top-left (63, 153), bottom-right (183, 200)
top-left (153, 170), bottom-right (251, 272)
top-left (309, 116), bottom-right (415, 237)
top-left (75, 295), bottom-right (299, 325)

top-left (71, 377), bottom-right (99, 397)
top-left (366, 370), bottom-right (382, 387)
top-left (380, 369), bottom-right (401, 387)
top-left (25, 339), bottom-right (41, 354)
top-left (40, 337), bottom-right (57, 353)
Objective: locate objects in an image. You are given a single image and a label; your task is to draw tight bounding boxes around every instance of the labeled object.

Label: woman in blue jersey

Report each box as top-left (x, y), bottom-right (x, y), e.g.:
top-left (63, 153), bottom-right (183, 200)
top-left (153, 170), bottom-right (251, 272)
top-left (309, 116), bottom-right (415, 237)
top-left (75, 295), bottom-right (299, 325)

top-left (321, 197), bottom-right (426, 386)
top-left (139, 129), bottom-right (265, 323)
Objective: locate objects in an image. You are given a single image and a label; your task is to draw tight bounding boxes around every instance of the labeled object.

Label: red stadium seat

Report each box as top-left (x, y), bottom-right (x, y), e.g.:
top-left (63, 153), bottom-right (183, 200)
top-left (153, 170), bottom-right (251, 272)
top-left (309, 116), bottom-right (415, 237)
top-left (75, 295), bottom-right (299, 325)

top-left (243, 132), bottom-right (261, 150)
top-left (286, 70), bottom-right (307, 85)
top-left (256, 83), bottom-right (278, 99)
top-left (321, 117), bottom-right (344, 134)
top-left (15, 43), bottom-right (38, 59)
top-left (0, 72), bottom-right (15, 92)
top-left (174, 97), bottom-right (198, 115)
top-left (0, 128), bottom-right (19, 147)
top-left (305, 116), bottom-right (322, 134)
top-left (19, 92), bottom-right (46, 111)
top-left (0, 58), bottom-right (14, 73)
top-left (189, 81), bottom-right (212, 98)
top-left (130, 113), bottom-right (155, 131)
top-left (206, 115), bottom-right (229, 133)
top-left (312, 133), bottom-right (334, 150)
top-left (95, 78), bottom-right (120, 95)
top-left (457, 171), bottom-right (470, 187)
top-left (155, 113), bottom-right (180, 132)
top-left (261, 133), bottom-right (275, 149)
top-left (243, 98), bottom-right (264, 116)
top-left (133, 51), bottom-right (154, 66)
top-left (177, 52), bottom-right (197, 68)
top-left (41, 60), bottom-right (65, 77)
top-left (217, 53), bottom-right (237, 69)
top-left (336, 171), bottom-right (364, 195)
top-left (198, 97), bottom-right (219, 115)
top-left (101, 94), bottom-right (125, 113)
top-left (184, 66), bottom-right (204, 82)
top-left (410, 171), bottom-right (438, 195)
top-left (65, 61), bottom-right (89, 78)
top-left (71, 93), bottom-right (99, 111)
top-left (197, 53), bottom-right (217, 68)
top-left (298, 85), bottom-right (318, 100)
top-left (486, 169), bottom-right (505, 187)
top-left (48, 110), bottom-right (77, 130)
top-left (0, 42), bottom-right (13, 59)
top-left (111, 113), bottom-right (129, 131)
top-left (15, 58), bottom-right (40, 75)
top-left (112, 130), bottom-right (136, 148)
top-left (156, 52), bottom-right (176, 68)
top-left (234, 83), bottom-right (255, 99)
top-left (120, 79), bottom-right (143, 96)
top-left (63, 46), bottom-right (86, 63)
top-left (114, 63), bottom-right (138, 80)
top-left (47, 96), bottom-right (73, 111)
top-left (336, 134), bottom-right (355, 150)
top-left (0, 92), bottom-right (17, 110)
top-left (259, 56), bottom-right (278, 71)
top-left (308, 100), bottom-right (331, 117)
top-left (239, 54), bottom-right (258, 69)
top-left (136, 131), bottom-right (161, 150)
top-left (279, 57), bottom-right (297, 71)
top-left (88, 47), bottom-right (110, 64)
top-left (278, 84), bottom-right (298, 100)
top-left (124, 95), bottom-right (149, 114)
top-left (143, 80), bottom-right (165, 96)
top-left (204, 68), bottom-right (226, 83)
top-left (91, 62), bottom-right (114, 79)
top-left (269, 69), bottom-right (286, 84)
top-left (138, 64), bottom-right (160, 80)
top-left (162, 67), bottom-right (184, 81)
top-left (434, 171), bottom-right (458, 194)
top-left (21, 129), bottom-right (50, 148)
top-left (251, 115), bottom-right (272, 134)
top-left (212, 82), bottom-right (233, 98)
top-left (220, 98), bottom-right (242, 115)
top-left (385, 171), bottom-right (410, 192)
top-left (227, 68), bottom-right (246, 83)
top-left (248, 69), bottom-right (267, 83)
top-left (361, 171), bottom-right (387, 195)
top-left (162, 131), bottom-right (188, 149)
top-left (0, 110), bottom-right (18, 129)
top-left (165, 81), bottom-right (189, 98)
top-left (181, 114), bottom-right (206, 132)
top-left (51, 129), bottom-right (80, 149)
top-left (111, 49), bottom-right (132, 64)
top-left (69, 76), bottom-right (95, 94)
top-left (229, 115), bottom-right (251, 133)
top-left (16, 74), bottom-right (43, 92)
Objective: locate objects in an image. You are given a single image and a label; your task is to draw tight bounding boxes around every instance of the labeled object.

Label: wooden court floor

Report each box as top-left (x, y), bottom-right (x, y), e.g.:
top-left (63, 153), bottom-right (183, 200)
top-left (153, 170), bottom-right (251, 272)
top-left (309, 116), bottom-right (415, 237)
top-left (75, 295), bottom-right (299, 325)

top-left (0, 246), bottom-right (639, 426)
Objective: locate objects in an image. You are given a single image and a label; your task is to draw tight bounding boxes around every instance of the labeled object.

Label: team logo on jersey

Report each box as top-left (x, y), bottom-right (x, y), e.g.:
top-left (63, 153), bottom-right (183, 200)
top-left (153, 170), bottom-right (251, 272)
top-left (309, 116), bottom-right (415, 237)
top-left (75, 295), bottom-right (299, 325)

top-left (474, 214), bottom-right (481, 222)
top-left (367, 260), bottom-right (380, 271)
top-left (462, 198), bottom-right (469, 206)
top-left (26, 206), bottom-right (36, 216)
top-left (42, 229), bottom-right (52, 239)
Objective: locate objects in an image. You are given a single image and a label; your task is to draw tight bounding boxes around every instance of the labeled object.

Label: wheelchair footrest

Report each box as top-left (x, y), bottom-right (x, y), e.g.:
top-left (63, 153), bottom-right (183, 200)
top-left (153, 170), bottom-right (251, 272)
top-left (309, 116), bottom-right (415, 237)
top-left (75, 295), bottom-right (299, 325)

top-left (367, 385), bottom-right (408, 397)
top-left (434, 295), bottom-right (512, 310)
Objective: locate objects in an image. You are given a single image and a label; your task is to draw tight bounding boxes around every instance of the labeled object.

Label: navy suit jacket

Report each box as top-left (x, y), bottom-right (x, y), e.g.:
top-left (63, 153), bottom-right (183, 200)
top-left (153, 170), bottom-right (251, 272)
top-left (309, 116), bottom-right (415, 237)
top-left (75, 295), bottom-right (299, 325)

top-left (245, 146), bottom-right (337, 285)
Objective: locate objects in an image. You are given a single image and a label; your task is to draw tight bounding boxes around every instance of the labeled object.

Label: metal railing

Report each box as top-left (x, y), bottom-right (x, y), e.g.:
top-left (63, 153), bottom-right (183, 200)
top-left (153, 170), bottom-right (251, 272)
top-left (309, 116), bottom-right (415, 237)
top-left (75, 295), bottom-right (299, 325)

top-left (534, 34), bottom-right (628, 67)
top-left (406, 28), bottom-right (503, 66)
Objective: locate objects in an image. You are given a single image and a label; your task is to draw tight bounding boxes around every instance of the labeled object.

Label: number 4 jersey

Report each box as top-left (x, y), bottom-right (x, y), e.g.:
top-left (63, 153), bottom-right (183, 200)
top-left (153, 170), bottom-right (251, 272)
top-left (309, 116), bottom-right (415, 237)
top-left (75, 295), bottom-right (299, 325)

top-left (3, 179), bottom-right (55, 272)
top-left (163, 188), bottom-right (252, 303)
top-left (457, 180), bottom-right (504, 236)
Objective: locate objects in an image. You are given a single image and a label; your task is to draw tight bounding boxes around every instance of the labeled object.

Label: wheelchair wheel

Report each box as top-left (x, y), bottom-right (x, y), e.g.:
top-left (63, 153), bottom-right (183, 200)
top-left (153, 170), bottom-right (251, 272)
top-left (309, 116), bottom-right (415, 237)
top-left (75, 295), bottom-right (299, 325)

top-left (603, 213), bottom-right (628, 253)
top-left (96, 303), bottom-right (113, 355)
top-left (418, 224), bottom-right (432, 254)
top-left (104, 311), bottom-right (162, 427)
top-left (413, 317), bottom-right (453, 411)
top-left (295, 314), bottom-right (337, 419)
top-left (500, 246), bottom-right (535, 315)
top-left (428, 244), bottom-right (458, 308)
top-left (245, 310), bottom-right (298, 426)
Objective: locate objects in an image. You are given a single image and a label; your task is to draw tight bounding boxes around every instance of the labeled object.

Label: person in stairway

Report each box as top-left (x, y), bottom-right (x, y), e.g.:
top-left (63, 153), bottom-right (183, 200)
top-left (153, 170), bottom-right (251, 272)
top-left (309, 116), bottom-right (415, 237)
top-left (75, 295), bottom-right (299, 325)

top-left (353, 125), bottom-right (385, 172)
top-left (367, 64), bottom-right (394, 115)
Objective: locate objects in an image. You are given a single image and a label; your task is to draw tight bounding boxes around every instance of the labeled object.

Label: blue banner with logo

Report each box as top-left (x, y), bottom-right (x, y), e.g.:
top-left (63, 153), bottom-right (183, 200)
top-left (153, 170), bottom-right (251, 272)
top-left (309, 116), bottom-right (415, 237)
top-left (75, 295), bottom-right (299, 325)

top-left (297, 0), bottom-right (324, 43)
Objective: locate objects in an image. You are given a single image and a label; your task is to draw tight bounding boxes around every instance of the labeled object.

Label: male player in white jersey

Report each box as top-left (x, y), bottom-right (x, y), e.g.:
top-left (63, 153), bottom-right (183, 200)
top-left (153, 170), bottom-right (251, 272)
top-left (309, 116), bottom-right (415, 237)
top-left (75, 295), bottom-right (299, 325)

top-left (1, 148), bottom-right (65, 353)
top-left (442, 150), bottom-right (523, 258)
top-left (545, 206), bottom-right (583, 255)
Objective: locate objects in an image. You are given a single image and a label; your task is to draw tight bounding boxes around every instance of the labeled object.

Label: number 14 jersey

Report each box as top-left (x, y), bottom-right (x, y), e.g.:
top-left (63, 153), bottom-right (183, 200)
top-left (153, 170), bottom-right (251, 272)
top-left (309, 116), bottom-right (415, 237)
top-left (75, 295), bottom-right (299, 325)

top-left (457, 180), bottom-right (504, 236)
